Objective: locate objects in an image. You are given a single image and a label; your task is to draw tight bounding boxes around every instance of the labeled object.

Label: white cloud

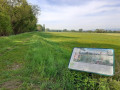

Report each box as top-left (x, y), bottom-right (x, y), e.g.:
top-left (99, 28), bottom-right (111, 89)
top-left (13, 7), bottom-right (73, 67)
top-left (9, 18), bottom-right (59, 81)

top-left (28, 0), bottom-right (120, 30)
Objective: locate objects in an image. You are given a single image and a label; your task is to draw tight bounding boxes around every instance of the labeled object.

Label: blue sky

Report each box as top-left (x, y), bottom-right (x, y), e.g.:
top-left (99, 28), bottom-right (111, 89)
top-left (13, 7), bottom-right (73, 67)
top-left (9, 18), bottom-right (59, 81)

top-left (27, 0), bottom-right (120, 30)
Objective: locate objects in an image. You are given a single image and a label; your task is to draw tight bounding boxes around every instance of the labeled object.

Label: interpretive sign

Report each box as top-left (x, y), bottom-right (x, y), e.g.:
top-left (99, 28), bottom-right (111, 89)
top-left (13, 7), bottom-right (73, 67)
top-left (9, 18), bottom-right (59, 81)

top-left (68, 48), bottom-right (114, 76)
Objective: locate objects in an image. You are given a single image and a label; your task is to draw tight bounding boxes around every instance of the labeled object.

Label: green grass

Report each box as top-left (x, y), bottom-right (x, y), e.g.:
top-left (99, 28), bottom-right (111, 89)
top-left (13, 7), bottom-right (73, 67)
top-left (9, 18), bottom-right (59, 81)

top-left (0, 32), bottom-right (120, 89)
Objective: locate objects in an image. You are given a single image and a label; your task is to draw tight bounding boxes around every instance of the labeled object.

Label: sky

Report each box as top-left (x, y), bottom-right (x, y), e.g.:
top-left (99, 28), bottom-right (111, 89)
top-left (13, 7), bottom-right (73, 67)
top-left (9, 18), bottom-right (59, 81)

top-left (27, 0), bottom-right (120, 30)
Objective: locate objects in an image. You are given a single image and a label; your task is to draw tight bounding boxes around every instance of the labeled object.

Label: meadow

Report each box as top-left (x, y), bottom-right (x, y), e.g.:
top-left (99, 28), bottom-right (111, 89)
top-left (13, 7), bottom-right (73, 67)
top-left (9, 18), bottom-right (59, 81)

top-left (0, 32), bottom-right (120, 90)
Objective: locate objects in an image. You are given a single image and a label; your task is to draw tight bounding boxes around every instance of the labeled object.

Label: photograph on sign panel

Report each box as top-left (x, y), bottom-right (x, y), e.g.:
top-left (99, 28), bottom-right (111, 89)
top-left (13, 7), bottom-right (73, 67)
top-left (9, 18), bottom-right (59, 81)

top-left (73, 48), bottom-right (113, 66)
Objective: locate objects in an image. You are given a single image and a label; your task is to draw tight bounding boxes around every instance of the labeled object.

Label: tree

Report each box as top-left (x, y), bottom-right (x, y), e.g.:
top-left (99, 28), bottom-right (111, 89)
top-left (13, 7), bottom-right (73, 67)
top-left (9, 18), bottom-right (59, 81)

top-left (45, 28), bottom-right (50, 32)
top-left (37, 24), bottom-right (43, 31)
top-left (0, 0), bottom-right (40, 36)
top-left (0, 11), bottom-right (13, 36)
top-left (9, 0), bottom-right (38, 34)
top-left (79, 29), bottom-right (83, 32)
top-left (95, 29), bottom-right (106, 33)
top-left (71, 29), bottom-right (76, 32)
top-left (42, 24), bottom-right (45, 32)
top-left (63, 29), bottom-right (68, 32)
top-left (0, 0), bottom-right (13, 36)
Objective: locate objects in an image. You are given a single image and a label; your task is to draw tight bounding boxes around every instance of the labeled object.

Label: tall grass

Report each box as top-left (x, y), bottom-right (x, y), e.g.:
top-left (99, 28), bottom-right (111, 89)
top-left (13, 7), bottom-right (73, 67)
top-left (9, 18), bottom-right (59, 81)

top-left (24, 35), bottom-right (74, 89)
top-left (23, 34), bottom-right (109, 89)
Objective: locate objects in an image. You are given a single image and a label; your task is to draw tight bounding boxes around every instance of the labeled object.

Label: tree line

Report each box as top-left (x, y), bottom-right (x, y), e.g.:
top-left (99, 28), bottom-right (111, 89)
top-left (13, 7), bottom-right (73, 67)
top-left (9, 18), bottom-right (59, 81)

top-left (37, 27), bottom-right (120, 33)
top-left (0, 0), bottom-right (39, 36)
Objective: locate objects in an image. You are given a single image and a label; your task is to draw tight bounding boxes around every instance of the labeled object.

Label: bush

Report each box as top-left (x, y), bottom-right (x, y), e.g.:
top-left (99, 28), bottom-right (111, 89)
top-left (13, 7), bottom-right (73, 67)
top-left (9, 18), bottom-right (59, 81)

top-left (109, 80), bottom-right (120, 90)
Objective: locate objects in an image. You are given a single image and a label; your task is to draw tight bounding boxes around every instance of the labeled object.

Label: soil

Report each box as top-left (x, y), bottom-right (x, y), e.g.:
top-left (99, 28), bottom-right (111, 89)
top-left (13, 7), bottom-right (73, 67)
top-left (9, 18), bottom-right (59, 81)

top-left (0, 80), bottom-right (22, 90)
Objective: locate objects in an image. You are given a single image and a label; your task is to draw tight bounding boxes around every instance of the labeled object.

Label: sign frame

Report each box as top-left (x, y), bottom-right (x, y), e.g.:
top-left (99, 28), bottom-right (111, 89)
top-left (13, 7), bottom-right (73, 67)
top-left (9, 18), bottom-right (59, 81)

top-left (68, 47), bottom-right (115, 76)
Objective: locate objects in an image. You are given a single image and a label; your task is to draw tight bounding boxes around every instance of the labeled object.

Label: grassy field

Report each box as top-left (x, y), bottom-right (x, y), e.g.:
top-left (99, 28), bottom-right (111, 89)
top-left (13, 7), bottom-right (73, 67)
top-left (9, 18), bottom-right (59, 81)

top-left (0, 32), bottom-right (120, 90)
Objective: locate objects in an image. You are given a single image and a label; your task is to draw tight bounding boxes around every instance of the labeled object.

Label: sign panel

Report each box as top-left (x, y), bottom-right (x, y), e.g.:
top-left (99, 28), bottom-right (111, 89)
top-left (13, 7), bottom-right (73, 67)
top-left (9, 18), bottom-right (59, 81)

top-left (68, 48), bottom-right (114, 76)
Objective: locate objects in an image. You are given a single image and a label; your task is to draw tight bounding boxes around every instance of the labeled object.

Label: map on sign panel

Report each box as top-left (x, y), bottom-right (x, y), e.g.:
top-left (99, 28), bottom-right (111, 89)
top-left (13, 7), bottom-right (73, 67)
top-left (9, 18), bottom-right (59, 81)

top-left (68, 48), bottom-right (114, 76)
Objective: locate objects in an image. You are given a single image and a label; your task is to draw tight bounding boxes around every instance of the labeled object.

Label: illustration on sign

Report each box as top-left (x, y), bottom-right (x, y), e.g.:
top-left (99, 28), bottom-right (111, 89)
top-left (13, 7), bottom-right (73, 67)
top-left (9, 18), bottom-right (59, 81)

top-left (68, 48), bottom-right (114, 76)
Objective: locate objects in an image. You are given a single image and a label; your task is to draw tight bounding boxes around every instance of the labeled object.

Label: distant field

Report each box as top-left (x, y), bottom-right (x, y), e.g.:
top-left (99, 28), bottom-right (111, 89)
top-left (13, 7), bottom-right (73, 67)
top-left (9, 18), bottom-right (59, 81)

top-left (0, 32), bottom-right (120, 89)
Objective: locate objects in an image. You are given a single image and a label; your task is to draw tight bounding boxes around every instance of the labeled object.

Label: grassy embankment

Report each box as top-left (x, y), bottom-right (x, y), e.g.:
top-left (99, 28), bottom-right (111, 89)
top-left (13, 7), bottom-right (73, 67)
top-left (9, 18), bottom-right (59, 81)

top-left (0, 32), bottom-right (120, 90)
